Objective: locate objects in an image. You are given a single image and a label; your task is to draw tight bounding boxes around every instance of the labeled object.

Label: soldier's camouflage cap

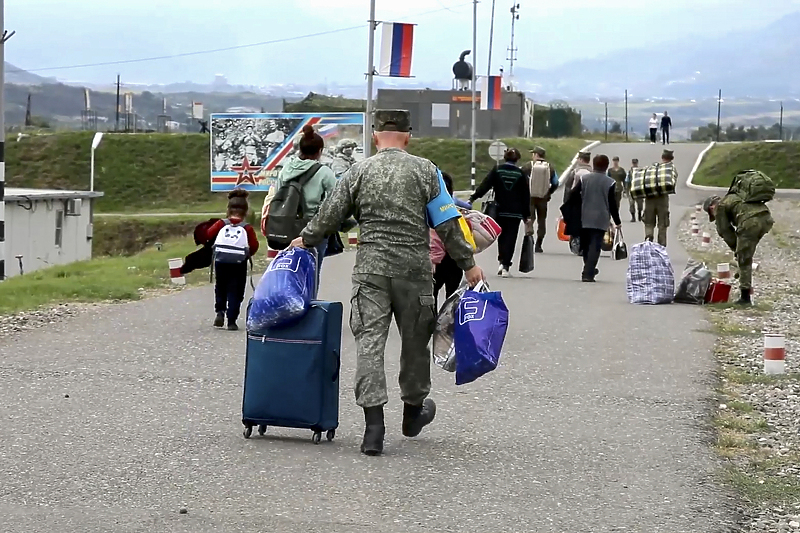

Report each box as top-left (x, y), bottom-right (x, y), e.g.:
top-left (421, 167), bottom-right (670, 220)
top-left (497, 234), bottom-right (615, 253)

top-left (373, 109), bottom-right (412, 132)
top-left (662, 149), bottom-right (674, 159)
top-left (529, 146), bottom-right (546, 157)
top-left (703, 195), bottom-right (721, 221)
top-left (578, 151), bottom-right (591, 158)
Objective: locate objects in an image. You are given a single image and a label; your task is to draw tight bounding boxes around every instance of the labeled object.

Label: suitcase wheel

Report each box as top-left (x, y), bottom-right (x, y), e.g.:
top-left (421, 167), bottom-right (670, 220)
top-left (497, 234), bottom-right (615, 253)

top-left (312, 431), bottom-right (322, 445)
top-left (326, 429), bottom-right (335, 442)
top-left (258, 425), bottom-right (267, 436)
top-left (243, 425), bottom-right (253, 439)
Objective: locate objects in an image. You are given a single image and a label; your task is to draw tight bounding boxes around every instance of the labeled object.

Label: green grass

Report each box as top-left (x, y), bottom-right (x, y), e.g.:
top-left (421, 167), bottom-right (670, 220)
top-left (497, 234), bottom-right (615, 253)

top-left (722, 465), bottom-right (800, 505)
top-left (93, 215), bottom-right (208, 256)
top-left (692, 141), bottom-right (800, 188)
top-left (6, 133), bottom-right (588, 213)
top-left (0, 236), bottom-right (205, 315)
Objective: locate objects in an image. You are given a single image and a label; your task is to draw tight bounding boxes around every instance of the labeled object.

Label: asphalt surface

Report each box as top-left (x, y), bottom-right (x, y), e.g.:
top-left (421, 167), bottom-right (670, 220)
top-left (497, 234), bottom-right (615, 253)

top-left (0, 142), bottom-right (735, 532)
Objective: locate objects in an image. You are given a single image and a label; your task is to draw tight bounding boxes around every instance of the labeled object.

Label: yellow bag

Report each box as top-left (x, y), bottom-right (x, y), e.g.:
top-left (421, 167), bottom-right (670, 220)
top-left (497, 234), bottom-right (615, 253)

top-left (458, 216), bottom-right (477, 251)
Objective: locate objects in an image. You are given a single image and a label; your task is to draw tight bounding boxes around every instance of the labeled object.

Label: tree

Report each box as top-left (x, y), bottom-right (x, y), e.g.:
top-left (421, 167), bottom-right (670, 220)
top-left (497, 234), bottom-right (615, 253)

top-left (610, 121), bottom-right (622, 134)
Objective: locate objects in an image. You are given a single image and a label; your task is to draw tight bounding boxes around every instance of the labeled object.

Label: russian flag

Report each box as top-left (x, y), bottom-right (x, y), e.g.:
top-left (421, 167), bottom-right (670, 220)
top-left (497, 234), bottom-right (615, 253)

top-left (480, 76), bottom-right (503, 110)
top-left (318, 124), bottom-right (338, 139)
top-left (379, 22), bottom-right (414, 78)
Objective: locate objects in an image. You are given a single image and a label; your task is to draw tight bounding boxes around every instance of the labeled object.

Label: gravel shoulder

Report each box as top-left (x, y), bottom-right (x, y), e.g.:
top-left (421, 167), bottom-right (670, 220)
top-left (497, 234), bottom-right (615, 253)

top-left (678, 198), bottom-right (800, 532)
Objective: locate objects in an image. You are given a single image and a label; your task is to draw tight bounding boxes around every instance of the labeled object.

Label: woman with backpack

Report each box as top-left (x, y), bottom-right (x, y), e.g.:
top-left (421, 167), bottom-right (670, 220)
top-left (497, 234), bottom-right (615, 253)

top-left (262, 125), bottom-right (337, 290)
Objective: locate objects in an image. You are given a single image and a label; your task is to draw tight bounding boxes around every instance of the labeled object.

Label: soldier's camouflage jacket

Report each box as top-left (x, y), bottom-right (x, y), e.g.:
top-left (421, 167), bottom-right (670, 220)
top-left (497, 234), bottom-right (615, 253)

top-left (715, 192), bottom-right (774, 251)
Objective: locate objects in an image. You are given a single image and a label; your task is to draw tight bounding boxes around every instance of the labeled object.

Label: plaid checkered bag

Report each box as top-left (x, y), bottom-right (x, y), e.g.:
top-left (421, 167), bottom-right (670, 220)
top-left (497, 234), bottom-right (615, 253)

top-left (626, 241), bottom-right (675, 305)
top-left (629, 162), bottom-right (678, 199)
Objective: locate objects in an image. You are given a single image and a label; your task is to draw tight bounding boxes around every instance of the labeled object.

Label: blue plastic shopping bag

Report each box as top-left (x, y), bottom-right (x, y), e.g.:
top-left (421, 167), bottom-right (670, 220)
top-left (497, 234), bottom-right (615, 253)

top-left (453, 284), bottom-right (509, 385)
top-left (247, 247), bottom-right (317, 330)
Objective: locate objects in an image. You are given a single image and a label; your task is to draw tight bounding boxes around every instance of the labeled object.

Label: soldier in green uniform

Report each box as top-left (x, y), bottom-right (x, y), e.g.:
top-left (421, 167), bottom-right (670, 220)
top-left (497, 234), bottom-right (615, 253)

top-left (291, 110), bottom-right (484, 456)
top-left (607, 156), bottom-right (627, 212)
top-left (625, 158), bottom-right (644, 222)
top-left (703, 170), bottom-right (775, 305)
top-left (643, 149), bottom-right (675, 247)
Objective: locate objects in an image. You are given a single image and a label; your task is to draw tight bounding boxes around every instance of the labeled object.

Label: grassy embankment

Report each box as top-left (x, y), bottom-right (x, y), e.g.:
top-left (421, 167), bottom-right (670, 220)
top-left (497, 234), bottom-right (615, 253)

top-left (1, 134), bottom-right (587, 315)
top-left (692, 141), bottom-right (800, 188)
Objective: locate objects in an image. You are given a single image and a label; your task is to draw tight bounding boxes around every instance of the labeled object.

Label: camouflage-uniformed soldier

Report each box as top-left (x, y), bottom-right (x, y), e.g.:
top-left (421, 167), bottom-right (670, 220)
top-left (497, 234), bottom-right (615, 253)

top-left (643, 149), bottom-right (674, 247)
top-left (625, 158), bottom-right (644, 222)
top-left (331, 139), bottom-right (358, 177)
top-left (607, 156), bottom-right (627, 211)
top-left (291, 109), bottom-right (484, 456)
top-left (703, 170), bottom-right (775, 305)
top-left (563, 151), bottom-right (592, 203)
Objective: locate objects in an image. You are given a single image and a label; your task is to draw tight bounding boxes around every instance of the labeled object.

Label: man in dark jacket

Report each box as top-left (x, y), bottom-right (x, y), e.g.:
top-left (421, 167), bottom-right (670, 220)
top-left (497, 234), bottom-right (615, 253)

top-left (569, 154), bottom-right (622, 282)
top-left (660, 111), bottom-right (672, 145)
top-left (469, 148), bottom-right (531, 277)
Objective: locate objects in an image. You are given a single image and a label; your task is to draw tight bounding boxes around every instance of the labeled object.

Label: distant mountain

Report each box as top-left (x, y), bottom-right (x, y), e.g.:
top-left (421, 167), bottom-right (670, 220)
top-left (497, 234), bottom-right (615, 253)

top-left (514, 11), bottom-right (800, 99)
top-left (4, 62), bottom-right (57, 85)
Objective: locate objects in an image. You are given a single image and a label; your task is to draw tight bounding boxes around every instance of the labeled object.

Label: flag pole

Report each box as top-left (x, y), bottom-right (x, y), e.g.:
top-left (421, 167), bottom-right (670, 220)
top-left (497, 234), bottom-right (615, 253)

top-left (470, 0), bottom-right (478, 191)
top-left (365, 0), bottom-right (377, 158)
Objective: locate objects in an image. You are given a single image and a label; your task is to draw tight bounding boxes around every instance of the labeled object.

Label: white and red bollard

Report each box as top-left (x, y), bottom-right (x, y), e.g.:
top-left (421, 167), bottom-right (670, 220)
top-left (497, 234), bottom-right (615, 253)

top-left (763, 333), bottom-right (786, 375)
top-left (717, 263), bottom-right (731, 280)
top-left (690, 212), bottom-right (697, 223)
top-left (691, 222), bottom-right (700, 236)
top-left (348, 231), bottom-right (358, 246)
top-left (168, 258), bottom-right (186, 286)
top-left (696, 204), bottom-right (702, 214)
top-left (701, 232), bottom-right (711, 248)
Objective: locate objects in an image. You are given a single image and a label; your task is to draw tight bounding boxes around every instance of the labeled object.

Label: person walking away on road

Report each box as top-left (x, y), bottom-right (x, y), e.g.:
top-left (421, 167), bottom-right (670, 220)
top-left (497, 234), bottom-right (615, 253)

top-left (290, 109), bottom-right (484, 456)
top-left (262, 125), bottom-right (337, 290)
top-left (703, 170), bottom-right (775, 305)
top-left (523, 146), bottom-right (559, 253)
top-left (660, 111), bottom-right (672, 145)
top-left (643, 149), bottom-right (675, 247)
top-left (607, 156), bottom-right (627, 215)
top-left (568, 155), bottom-right (622, 282)
top-left (207, 189), bottom-right (260, 330)
top-left (625, 158), bottom-right (644, 222)
top-left (563, 151), bottom-right (593, 253)
top-left (469, 148), bottom-right (531, 277)
top-left (433, 169), bottom-right (471, 306)
top-left (648, 114), bottom-right (659, 144)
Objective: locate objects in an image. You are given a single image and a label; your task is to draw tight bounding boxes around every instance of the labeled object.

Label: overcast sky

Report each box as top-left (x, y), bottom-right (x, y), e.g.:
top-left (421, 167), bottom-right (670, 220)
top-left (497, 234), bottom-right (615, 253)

top-left (6, 0), bottom-right (800, 88)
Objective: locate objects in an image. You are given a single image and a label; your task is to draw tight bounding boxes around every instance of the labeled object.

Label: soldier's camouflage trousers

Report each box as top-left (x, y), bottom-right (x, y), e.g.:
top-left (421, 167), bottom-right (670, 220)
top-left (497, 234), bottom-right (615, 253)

top-left (350, 273), bottom-right (437, 408)
top-left (735, 219), bottom-right (773, 291)
top-left (627, 193), bottom-right (643, 218)
top-left (643, 195), bottom-right (670, 247)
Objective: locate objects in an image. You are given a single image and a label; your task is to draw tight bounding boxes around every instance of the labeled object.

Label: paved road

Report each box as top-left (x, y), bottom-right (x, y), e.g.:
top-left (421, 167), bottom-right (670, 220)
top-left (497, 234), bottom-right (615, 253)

top-left (0, 143), bottom-right (734, 532)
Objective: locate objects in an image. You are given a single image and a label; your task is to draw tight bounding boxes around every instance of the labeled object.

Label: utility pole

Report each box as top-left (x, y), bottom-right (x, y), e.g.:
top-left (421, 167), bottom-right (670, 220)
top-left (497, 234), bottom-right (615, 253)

top-left (470, 0), bottom-right (477, 190)
top-left (487, 0), bottom-right (496, 76)
top-left (716, 89), bottom-right (722, 142)
top-left (365, 0), bottom-right (377, 158)
top-left (0, 3), bottom-right (13, 282)
top-left (779, 101), bottom-right (784, 141)
top-left (507, 4), bottom-right (520, 82)
top-left (604, 102), bottom-right (608, 141)
top-left (115, 74), bottom-right (121, 132)
top-left (624, 90), bottom-right (629, 142)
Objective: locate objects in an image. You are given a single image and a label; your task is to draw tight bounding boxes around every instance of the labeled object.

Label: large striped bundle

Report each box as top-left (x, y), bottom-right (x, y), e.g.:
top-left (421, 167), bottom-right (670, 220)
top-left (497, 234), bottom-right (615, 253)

top-left (630, 162), bottom-right (678, 199)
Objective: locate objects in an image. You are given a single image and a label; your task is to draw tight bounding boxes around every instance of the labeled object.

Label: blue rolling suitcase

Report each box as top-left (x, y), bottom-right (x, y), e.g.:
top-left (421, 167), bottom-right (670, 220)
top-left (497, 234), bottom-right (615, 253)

top-left (242, 301), bottom-right (342, 444)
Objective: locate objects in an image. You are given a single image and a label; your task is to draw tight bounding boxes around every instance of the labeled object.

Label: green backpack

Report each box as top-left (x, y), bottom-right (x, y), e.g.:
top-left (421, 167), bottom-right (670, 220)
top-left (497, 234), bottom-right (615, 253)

top-left (728, 169), bottom-right (776, 204)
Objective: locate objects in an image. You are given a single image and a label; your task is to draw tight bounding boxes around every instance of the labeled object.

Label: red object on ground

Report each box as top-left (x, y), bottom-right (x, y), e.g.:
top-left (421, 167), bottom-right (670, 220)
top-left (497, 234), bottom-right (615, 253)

top-left (556, 217), bottom-right (569, 242)
top-left (705, 280), bottom-right (731, 304)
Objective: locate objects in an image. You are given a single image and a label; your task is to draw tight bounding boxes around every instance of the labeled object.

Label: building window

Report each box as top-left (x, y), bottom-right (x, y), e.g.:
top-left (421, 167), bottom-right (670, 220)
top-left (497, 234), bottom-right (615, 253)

top-left (431, 103), bottom-right (450, 128)
top-left (55, 210), bottom-right (64, 247)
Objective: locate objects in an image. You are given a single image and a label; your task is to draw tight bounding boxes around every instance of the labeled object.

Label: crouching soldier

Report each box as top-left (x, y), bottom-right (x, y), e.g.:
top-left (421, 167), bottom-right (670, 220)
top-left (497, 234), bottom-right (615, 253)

top-left (703, 169), bottom-right (775, 305)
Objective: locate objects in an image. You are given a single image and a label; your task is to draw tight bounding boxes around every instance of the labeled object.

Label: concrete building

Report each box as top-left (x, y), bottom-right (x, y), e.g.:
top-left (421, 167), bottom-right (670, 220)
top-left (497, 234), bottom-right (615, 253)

top-left (376, 88), bottom-right (534, 139)
top-left (3, 188), bottom-right (103, 278)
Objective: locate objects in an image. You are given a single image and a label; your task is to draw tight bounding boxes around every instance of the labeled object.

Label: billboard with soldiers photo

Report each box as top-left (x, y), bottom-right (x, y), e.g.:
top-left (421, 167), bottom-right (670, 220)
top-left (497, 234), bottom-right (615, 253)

top-left (209, 112), bottom-right (366, 192)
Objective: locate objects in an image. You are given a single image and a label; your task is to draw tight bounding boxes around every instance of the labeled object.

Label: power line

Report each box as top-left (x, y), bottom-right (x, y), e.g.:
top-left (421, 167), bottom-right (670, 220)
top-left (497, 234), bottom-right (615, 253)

top-left (8, 3), bottom-right (471, 75)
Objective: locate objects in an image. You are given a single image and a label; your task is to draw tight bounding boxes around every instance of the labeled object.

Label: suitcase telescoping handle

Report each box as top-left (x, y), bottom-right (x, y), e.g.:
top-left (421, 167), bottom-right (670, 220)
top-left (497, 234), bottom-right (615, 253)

top-left (332, 350), bottom-right (340, 382)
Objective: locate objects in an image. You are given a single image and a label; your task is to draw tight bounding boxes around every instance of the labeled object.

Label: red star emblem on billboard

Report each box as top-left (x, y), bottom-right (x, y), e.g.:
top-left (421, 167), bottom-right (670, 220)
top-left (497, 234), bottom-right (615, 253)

top-left (230, 157), bottom-right (262, 186)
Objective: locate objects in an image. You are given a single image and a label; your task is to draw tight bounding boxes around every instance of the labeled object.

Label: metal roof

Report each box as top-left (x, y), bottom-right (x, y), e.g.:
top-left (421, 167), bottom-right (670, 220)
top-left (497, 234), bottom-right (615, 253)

top-left (4, 188), bottom-right (104, 202)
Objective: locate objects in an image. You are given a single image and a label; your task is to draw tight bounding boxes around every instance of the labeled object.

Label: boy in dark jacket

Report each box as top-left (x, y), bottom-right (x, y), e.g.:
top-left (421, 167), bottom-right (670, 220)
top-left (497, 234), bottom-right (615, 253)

top-left (206, 189), bottom-right (260, 330)
top-left (469, 148), bottom-right (531, 277)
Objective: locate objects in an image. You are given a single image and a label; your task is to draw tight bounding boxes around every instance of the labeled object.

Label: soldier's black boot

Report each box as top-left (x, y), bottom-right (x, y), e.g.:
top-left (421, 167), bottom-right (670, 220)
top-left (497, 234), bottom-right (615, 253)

top-left (736, 289), bottom-right (752, 306)
top-left (535, 237), bottom-right (544, 254)
top-left (360, 406), bottom-right (385, 456)
top-left (402, 398), bottom-right (437, 438)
